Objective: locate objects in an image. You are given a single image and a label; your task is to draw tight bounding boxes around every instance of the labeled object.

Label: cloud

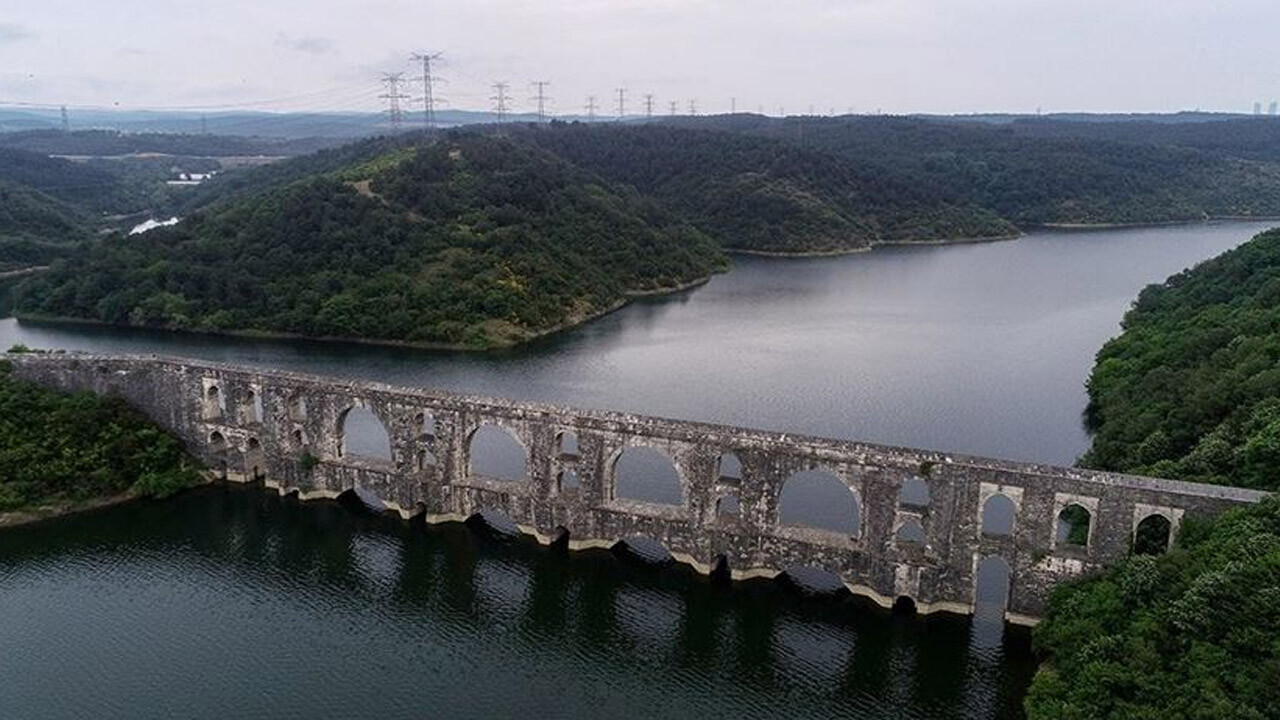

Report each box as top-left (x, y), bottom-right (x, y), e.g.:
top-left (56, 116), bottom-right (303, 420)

top-left (0, 22), bottom-right (33, 43)
top-left (275, 32), bottom-right (336, 55)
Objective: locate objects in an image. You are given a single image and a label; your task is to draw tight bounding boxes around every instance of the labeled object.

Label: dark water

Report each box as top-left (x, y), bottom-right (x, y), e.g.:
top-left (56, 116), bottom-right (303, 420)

top-left (1, 222), bottom-right (1270, 463)
top-left (0, 485), bottom-right (1035, 720)
top-left (0, 222), bottom-right (1271, 718)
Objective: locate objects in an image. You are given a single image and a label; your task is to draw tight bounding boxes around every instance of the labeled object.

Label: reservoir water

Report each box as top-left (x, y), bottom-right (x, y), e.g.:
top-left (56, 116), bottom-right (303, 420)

top-left (1, 221), bottom-right (1273, 718)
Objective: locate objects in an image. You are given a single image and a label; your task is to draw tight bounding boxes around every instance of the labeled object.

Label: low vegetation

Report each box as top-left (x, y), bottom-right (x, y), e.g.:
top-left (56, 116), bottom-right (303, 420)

top-left (0, 357), bottom-right (200, 513)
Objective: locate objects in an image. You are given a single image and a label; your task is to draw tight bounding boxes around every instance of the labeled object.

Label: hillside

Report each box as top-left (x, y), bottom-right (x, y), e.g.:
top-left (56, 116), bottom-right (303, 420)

top-left (519, 123), bottom-right (1015, 253)
top-left (1079, 227), bottom-right (1280, 489)
top-left (673, 115), bottom-right (1280, 227)
top-left (10, 134), bottom-right (725, 348)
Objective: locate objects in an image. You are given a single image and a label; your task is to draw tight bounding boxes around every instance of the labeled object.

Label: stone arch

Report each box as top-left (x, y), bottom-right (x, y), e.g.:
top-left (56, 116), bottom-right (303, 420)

top-left (417, 448), bottom-right (439, 473)
top-left (242, 388), bottom-right (262, 424)
top-left (716, 493), bottom-right (740, 519)
top-left (467, 507), bottom-right (520, 537)
top-left (981, 494), bottom-right (1016, 536)
top-left (556, 431), bottom-right (580, 457)
top-left (208, 431), bottom-right (228, 478)
top-left (779, 565), bottom-right (847, 595)
top-left (896, 518), bottom-right (926, 545)
top-left (611, 445), bottom-right (683, 506)
top-left (898, 476), bottom-right (930, 507)
top-left (245, 437), bottom-right (265, 480)
top-left (557, 469), bottom-right (580, 493)
top-left (974, 554), bottom-right (1011, 614)
top-left (718, 452), bottom-right (743, 480)
top-left (287, 394), bottom-right (307, 422)
top-left (1056, 503), bottom-right (1092, 549)
top-left (893, 595), bottom-right (918, 614)
top-left (414, 411), bottom-right (436, 438)
top-left (468, 423), bottom-right (527, 481)
top-left (614, 536), bottom-right (674, 564)
top-left (338, 405), bottom-right (393, 462)
top-left (777, 468), bottom-right (860, 537)
top-left (203, 383), bottom-right (222, 420)
top-left (1134, 513), bottom-right (1173, 555)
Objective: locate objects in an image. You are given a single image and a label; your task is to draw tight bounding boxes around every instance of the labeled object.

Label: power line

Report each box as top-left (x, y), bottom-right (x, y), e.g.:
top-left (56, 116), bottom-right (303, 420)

top-left (669, 100), bottom-right (678, 116)
top-left (409, 51), bottom-right (443, 127)
top-left (490, 81), bottom-right (510, 125)
top-left (531, 80), bottom-right (551, 123)
top-left (585, 95), bottom-right (598, 122)
top-left (644, 93), bottom-right (654, 121)
top-left (379, 72), bottom-right (410, 131)
top-left (615, 87), bottom-right (626, 121)
top-left (688, 98), bottom-right (698, 116)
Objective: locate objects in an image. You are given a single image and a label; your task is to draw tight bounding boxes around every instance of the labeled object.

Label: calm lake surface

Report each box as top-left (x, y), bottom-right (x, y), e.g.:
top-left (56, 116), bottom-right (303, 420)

top-left (1, 221), bottom-right (1273, 719)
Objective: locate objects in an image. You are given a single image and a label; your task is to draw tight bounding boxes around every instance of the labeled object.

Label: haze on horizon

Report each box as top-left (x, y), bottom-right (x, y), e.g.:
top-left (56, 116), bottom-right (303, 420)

top-left (0, 0), bottom-right (1276, 117)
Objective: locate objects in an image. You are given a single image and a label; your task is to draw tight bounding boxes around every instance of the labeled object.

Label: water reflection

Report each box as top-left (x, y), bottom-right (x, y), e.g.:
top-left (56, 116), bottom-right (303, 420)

top-left (0, 485), bottom-right (1036, 719)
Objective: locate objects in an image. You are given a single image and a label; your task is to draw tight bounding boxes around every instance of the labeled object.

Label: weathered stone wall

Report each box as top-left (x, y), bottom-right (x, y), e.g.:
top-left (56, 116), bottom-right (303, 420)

top-left (11, 352), bottom-right (1267, 622)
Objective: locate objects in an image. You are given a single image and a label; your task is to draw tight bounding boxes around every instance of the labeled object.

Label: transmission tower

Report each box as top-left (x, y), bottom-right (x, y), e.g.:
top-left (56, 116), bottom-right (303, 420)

top-left (731, 97), bottom-right (737, 114)
top-left (530, 80), bottom-right (551, 122)
top-left (585, 95), bottom-right (598, 122)
top-left (410, 51), bottom-right (444, 127)
top-left (60, 105), bottom-right (69, 132)
top-left (669, 100), bottom-right (678, 116)
top-left (615, 87), bottom-right (626, 121)
top-left (379, 73), bottom-right (410, 130)
top-left (491, 82), bottom-right (510, 125)
top-left (644, 93), bottom-right (654, 121)
top-left (688, 98), bottom-right (698, 116)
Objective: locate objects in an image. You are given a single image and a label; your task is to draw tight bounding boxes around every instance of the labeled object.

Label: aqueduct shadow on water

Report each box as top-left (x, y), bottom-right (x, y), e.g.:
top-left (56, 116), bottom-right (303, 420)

top-left (12, 353), bottom-right (1266, 624)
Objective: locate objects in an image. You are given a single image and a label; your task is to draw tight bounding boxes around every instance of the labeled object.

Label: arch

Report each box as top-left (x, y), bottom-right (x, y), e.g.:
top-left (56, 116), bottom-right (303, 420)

top-left (896, 518), bottom-right (926, 545)
top-left (777, 469), bottom-right (860, 537)
top-left (243, 388), bottom-right (262, 424)
top-left (716, 494), bottom-right (740, 519)
top-left (414, 411), bottom-right (436, 438)
top-left (981, 494), bottom-right (1016, 536)
top-left (203, 384), bottom-right (222, 420)
top-left (779, 566), bottom-right (846, 596)
top-left (612, 446), bottom-right (683, 506)
top-left (1056, 503), bottom-right (1092, 548)
top-left (468, 423), bottom-right (527, 481)
top-left (614, 536), bottom-right (673, 564)
top-left (893, 595), bottom-right (918, 614)
top-left (557, 469), bottom-right (580, 493)
top-left (208, 430), bottom-right (227, 454)
top-left (417, 448), bottom-right (439, 472)
top-left (718, 452), bottom-right (742, 480)
top-left (291, 428), bottom-right (305, 447)
top-left (287, 394), bottom-right (307, 422)
top-left (467, 508), bottom-right (520, 537)
top-left (338, 487), bottom-right (386, 515)
top-left (1134, 514), bottom-right (1172, 555)
top-left (898, 476), bottom-right (930, 507)
top-left (974, 555), bottom-right (1011, 613)
top-left (339, 406), bottom-right (393, 462)
top-left (245, 436), bottom-right (264, 480)
top-left (557, 431), bottom-right (580, 457)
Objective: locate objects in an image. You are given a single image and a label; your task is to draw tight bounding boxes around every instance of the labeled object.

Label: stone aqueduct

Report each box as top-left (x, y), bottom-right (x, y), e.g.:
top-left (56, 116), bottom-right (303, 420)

top-left (11, 353), bottom-right (1268, 623)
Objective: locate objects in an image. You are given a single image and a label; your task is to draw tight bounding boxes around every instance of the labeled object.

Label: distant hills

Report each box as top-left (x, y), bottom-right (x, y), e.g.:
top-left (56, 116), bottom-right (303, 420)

top-left (7, 113), bottom-right (1280, 346)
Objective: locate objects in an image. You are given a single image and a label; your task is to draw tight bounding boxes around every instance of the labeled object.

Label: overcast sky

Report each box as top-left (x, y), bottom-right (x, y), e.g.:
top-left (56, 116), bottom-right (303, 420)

top-left (1, 0), bottom-right (1277, 116)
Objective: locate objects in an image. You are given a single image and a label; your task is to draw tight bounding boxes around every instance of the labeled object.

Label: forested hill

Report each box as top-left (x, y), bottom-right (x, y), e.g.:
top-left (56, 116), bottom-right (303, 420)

top-left (671, 115), bottom-right (1280, 227)
top-left (518, 124), bottom-right (1015, 253)
top-left (10, 134), bottom-right (725, 348)
top-left (1080, 227), bottom-right (1280, 490)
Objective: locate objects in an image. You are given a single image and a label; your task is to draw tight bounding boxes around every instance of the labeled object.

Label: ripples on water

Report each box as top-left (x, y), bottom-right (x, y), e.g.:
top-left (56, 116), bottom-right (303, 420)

top-left (0, 486), bottom-right (1034, 719)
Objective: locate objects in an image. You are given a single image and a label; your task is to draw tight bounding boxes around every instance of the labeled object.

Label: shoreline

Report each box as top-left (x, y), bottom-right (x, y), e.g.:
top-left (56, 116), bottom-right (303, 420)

top-left (0, 490), bottom-right (140, 529)
top-left (724, 231), bottom-right (1024, 258)
top-left (1038, 216), bottom-right (1280, 231)
top-left (11, 271), bottom-right (719, 354)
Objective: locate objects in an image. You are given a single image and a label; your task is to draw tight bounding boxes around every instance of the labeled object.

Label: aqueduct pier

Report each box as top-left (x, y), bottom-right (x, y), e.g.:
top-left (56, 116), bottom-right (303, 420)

top-left (11, 353), bottom-right (1268, 623)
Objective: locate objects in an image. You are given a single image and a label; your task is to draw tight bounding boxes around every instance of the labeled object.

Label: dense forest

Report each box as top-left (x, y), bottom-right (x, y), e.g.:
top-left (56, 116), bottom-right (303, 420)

top-left (1026, 496), bottom-right (1280, 718)
top-left (675, 115), bottom-right (1280, 226)
top-left (10, 134), bottom-right (725, 347)
top-left (0, 129), bottom-right (338, 158)
top-left (0, 356), bottom-right (199, 513)
top-left (519, 123), bottom-right (1015, 253)
top-left (1080, 228), bottom-right (1280, 489)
